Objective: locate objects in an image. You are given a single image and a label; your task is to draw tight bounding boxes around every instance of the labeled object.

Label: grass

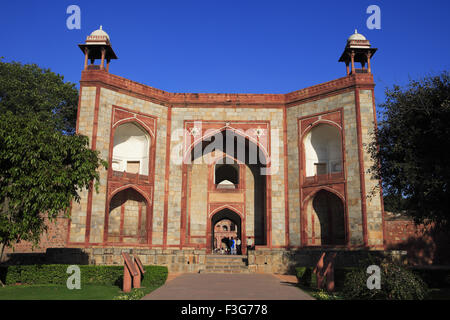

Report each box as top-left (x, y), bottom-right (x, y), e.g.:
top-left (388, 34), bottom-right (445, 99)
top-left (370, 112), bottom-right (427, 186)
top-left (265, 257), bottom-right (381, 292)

top-left (0, 280), bottom-right (165, 300)
top-left (297, 284), bottom-right (344, 300)
top-left (0, 284), bottom-right (122, 300)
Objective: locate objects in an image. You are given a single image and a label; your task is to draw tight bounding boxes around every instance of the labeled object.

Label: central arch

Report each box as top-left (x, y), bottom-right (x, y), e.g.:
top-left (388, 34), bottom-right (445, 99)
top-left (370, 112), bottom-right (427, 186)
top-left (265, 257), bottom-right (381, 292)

top-left (209, 208), bottom-right (243, 254)
top-left (181, 127), bottom-right (269, 250)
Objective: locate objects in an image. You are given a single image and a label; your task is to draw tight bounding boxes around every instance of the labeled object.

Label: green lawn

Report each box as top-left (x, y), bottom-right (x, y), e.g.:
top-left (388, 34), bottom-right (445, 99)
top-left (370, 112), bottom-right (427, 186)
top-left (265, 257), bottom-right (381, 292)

top-left (0, 284), bottom-right (122, 300)
top-left (0, 283), bottom-right (163, 300)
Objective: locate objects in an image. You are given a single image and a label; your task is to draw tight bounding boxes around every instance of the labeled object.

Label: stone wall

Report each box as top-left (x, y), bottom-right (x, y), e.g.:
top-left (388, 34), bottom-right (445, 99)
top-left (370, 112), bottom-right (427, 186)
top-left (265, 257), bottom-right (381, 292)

top-left (2, 216), bottom-right (69, 263)
top-left (247, 248), bottom-right (407, 274)
top-left (286, 91), bottom-right (365, 246)
top-left (358, 90), bottom-right (383, 246)
top-left (384, 214), bottom-right (450, 265)
top-left (187, 158), bottom-right (209, 244)
top-left (69, 86), bottom-right (169, 245)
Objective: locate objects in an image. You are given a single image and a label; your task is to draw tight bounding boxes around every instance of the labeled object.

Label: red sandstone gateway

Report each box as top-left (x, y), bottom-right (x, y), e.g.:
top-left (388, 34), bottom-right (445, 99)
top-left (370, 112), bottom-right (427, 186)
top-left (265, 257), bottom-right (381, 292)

top-left (9, 27), bottom-right (421, 273)
top-left (71, 27), bottom-right (383, 271)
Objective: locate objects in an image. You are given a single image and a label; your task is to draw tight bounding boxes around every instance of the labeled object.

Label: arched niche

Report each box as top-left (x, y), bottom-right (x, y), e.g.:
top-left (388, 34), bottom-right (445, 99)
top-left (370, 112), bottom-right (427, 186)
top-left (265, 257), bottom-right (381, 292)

top-left (305, 189), bottom-right (346, 246)
top-left (107, 188), bottom-right (149, 244)
top-left (304, 124), bottom-right (342, 177)
top-left (112, 122), bottom-right (150, 175)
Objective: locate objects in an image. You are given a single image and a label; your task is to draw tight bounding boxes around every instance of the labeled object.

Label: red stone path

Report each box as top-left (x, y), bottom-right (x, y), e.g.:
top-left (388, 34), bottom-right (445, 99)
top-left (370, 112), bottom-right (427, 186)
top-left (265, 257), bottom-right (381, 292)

top-left (142, 273), bottom-right (314, 300)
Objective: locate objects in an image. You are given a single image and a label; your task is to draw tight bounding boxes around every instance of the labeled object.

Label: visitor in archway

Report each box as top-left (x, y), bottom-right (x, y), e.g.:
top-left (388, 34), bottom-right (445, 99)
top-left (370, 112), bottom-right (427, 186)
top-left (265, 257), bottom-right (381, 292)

top-left (223, 237), bottom-right (230, 254)
top-left (236, 237), bottom-right (241, 255)
top-left (247, 237), bottom-right (253, 251)
top-left (221, 237), bottom-right (228, 255)
top-left (231, 237), bottom-right (236, 255)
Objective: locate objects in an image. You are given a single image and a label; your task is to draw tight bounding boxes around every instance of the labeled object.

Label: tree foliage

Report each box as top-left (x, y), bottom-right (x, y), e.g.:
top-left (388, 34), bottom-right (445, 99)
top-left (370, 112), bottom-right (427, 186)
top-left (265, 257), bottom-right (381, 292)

top-left (0, 59), bottom-right (78, 133)
top-left (368, 71), bottom-right (450, 229)
top-left (0, 60), bottom-right (107, 261)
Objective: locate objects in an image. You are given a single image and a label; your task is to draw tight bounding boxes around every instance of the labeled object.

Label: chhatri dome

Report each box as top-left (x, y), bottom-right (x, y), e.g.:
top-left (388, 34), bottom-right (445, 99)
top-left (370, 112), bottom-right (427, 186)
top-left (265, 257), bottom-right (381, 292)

top-left (348, 29), bottom-right (367, 41)
top-left (89, 25), bottom-right (110, 41)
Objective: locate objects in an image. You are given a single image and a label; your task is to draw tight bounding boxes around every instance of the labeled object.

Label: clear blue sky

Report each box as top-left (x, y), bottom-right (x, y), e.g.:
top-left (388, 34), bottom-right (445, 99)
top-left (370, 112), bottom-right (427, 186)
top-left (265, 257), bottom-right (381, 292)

top-left (1, 0), bottom-right (449, 110)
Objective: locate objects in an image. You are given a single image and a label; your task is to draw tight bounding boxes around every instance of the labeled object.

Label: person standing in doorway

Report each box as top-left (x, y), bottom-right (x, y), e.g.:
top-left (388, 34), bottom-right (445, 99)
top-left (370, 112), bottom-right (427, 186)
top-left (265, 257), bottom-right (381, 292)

top-left (230, 237), bottom-right (236, 255)
top-left (247, 237), bottom-right (253, 251)
top-left (236, 237), bottom-right (241, 255)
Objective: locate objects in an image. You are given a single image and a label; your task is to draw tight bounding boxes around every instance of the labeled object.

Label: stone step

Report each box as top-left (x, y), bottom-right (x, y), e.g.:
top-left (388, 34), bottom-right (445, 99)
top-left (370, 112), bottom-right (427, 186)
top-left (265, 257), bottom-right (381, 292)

top-left (205, 264), bottom-right (248, 270)
top-left (199, 269), bottom-right (251, 274)
top-left (207, 254), bottom-right (246, 258)
top-left (205, 255), bottom-right (247, 261)
top-left (206, 261), bottom-right (247, 266)
top-left (200, 265), bottom-right (251, 274)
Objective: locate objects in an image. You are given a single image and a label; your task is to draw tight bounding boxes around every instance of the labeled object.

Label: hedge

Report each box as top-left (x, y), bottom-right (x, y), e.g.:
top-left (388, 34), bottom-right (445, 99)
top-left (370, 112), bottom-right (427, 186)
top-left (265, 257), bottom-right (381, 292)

top-left (0, 264), bottom-right (168, 288)
top-left (295, 267), bottom-right (317, 288)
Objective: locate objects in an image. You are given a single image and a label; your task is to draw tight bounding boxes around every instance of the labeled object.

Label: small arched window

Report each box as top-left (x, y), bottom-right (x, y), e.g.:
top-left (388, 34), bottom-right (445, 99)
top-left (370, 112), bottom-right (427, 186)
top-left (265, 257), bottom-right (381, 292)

top-left (215, 162), bottom-right (239, 188)
top-left (112, 122), bottom-right (150, 175)
top-left (304, 124), bottom-right (342, 177)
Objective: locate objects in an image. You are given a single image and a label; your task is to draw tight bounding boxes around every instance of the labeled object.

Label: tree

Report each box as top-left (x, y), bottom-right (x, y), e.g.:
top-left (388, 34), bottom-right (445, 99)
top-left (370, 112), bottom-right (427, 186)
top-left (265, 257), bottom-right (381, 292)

top-left (368, 71), bottom-right (450, 230)
top-left (0, 59), bottom-right (78, 133)
top-left (0, 60), bottom-right (107, 263)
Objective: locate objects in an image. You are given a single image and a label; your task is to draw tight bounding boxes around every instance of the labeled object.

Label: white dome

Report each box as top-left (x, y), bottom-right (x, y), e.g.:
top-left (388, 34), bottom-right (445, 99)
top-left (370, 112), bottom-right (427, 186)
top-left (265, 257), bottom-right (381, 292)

top-left (348, 29), bottom-right (366, 41)
top-left (90, 25), bottom-right (110, 40)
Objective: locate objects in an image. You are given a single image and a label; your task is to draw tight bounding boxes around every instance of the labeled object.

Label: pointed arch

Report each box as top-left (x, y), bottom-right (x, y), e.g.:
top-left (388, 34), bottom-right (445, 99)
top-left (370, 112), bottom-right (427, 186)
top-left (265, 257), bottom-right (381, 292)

top-left (105, 186), bottom-right (152, 244)
top-left (183, 126), bottom-right (269, 164)
top-left (209, 207), bottom-right (245, 254)
top-left (302, 188), bottom-right (347, 246)
top-left (113, 117), bottom-right (155, 138)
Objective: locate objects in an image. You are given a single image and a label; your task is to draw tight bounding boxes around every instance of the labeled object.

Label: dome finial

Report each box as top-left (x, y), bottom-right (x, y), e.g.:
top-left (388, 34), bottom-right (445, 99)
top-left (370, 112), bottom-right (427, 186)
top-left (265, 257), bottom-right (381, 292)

top-left (355, 29), bottom-right (358, 34)
top-left (100, 25), bottom-right (103, 30)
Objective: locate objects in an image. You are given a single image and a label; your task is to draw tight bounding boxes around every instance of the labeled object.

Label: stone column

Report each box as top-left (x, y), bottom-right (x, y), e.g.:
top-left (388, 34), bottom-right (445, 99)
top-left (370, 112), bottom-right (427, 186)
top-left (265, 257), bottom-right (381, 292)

top-left (350, 51), bottom-right (355, 74)
top-left (84, 48), bottom-right (89, 70)
top-left (100, 48), bottom-right (105, 70)
top-left (366, 52), bottom-right (372, 73)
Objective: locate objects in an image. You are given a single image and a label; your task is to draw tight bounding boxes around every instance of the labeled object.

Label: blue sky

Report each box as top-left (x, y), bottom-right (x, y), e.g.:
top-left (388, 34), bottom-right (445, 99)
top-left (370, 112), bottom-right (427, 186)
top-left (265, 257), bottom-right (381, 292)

top-left (1, 0), bottom-right (449, 111)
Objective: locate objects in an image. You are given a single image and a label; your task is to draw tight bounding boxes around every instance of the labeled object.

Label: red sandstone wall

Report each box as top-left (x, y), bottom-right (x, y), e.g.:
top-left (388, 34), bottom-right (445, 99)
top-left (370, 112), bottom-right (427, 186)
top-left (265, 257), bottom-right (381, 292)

top-left (3, 216), bottom-right (68, 256)
top-left (384, 215), bottom-right (450, 265)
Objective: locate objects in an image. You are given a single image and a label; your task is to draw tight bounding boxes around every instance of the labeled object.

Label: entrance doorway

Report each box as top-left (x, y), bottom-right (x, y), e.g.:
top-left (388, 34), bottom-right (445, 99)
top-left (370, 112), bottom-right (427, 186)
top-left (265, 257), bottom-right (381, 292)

top-left (210, 208), bottom-right (243, 255)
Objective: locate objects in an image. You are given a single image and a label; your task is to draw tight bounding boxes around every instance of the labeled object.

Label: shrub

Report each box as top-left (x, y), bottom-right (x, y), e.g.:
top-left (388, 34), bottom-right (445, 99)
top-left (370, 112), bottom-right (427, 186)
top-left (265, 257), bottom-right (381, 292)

top-left (341, 258), bottom-right (429, 300)
top-left (296, 267), bottom-right (316, 287)
top-left (296, 266), bottom-right (356, 290)
top-left (0, 264), bottom-right (168, 288)
top-left (334, 268), bottom-right (356, 289)
top-left (295, 267), bottom-right (309, 285)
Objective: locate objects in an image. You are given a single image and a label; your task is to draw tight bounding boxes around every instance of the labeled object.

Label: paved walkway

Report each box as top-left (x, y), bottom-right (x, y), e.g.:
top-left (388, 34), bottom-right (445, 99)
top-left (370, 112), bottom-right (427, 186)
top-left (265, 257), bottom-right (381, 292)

top-left (142, 273), bottom-right (314, 300)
